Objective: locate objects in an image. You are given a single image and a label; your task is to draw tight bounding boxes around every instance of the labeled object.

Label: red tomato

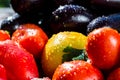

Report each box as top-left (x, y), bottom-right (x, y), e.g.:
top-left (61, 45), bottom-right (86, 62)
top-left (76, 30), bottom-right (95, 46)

top-left (0, 40), bottom-right (39, 80)
top-left (0, 64), bottom-right (7, 80)
top-left (107, 68), bottom-right (120, 80)
top-left (12, 23), bottom-right (48, 59)
top-left (86, 27), bottom-right (120, 70)
top-left (52, 60), bottom-right (104, 80)
top-left (0, 30), bottom-right (10, 41)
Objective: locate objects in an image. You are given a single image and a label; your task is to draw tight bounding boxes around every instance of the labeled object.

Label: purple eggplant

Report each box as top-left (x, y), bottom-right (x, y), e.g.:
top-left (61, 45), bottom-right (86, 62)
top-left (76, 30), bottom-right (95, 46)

top-left (49, 4), bottom-right (94, 35)
top-left (87, 13), bottom-right (120, 34)
top-left (90, 0), bottom-right (120, 15)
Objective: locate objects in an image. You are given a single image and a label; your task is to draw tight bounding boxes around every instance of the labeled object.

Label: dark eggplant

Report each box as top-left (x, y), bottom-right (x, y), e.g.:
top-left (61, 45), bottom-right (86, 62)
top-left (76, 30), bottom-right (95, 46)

top-left (10, 0), bottom-right (56, 15)
top-left (74, 0), bottom-right (91, 8)
top-left (87, 13), bottom-right (120, 34)
top-left (53, 0), bottom-right (91, 8)
top-left (0, 13), bottom-right (52, 37)
top-left (49, 4), bottom-right (94, 35)
top-left (90, 0), bottom-right (120, 15)
top-left (91, 0), bottom-right (120, 8)
top-left (53, 0), bottom-right (74, 6)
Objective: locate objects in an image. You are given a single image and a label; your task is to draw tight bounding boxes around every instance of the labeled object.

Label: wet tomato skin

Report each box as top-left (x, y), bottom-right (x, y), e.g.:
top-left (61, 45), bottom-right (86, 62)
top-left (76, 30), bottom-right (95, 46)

top-left (86, 27), bottom-right (120, 70)
top-left (52, 60), bottom-right (104, 80)
top-left (0, 64), bottom-right (7, 80)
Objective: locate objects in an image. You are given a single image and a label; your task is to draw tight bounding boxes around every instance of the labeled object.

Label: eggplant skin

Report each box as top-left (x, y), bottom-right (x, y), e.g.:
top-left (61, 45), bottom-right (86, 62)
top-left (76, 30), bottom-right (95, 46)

top-left (87, 13), bottom-right (120, 34)
top-left (91, 0), bottom-right (120, 9)
top-left (10, 0), bottom-right (55, 15)
top-left (0, 13), bottom-right (43, 36)
top-left (50, 5), bottom-right (94, 35)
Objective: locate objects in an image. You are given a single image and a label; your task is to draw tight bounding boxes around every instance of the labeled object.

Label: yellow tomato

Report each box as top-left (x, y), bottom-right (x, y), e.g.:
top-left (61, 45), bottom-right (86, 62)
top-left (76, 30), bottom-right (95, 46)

top-left (41, 31), bottom-right (87, 78)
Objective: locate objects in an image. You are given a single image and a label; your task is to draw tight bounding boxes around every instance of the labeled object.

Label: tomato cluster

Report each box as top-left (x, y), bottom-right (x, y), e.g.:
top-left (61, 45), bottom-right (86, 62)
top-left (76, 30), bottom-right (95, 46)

top-left (1, 0), bottom-right (120, 79)
top-left (0, 21), bottom-right (120, 80)
top-left (52, 27), bottom-right (120, 80)
top-left (0, 24), bottom-right (48, 80)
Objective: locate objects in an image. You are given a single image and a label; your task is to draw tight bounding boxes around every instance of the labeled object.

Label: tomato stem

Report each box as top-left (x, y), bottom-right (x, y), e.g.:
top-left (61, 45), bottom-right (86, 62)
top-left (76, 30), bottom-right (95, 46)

top-left (62, 46), bottom-right (88, 63)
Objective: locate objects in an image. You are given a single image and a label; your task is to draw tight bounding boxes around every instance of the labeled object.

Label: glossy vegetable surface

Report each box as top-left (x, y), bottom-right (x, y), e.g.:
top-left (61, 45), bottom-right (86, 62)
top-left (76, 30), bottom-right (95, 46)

top-left (86, 27), bottom-right (120, 70)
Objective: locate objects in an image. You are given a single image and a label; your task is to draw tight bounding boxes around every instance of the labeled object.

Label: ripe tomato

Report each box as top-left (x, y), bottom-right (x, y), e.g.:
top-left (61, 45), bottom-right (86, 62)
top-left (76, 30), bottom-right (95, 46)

top-left (12, 23), bottom-right (48, 59)
top-left (0, 64), bottom-right (7, 80)
top-left (0, 40), bottom-right (39, 80)
top-left (86, 27), bottom-right (120, 70)
top-left (0, 30), bottom-right (10, 41)
top-left (52, 60), bottom-right (104, 80)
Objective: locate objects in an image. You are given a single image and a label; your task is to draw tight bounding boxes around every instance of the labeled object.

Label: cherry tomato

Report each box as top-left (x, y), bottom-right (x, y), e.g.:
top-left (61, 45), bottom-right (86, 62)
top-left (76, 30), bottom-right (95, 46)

top-left (52, 60), bottom-right (104, 80)
top-left (86, 27), bottom-right (120, 70)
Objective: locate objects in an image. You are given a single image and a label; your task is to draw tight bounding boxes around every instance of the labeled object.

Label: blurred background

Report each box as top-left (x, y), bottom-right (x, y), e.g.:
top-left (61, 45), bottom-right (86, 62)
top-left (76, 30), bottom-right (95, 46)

top-left (0, 0), bottom-right (14, 24)
top-left (0, 0), bottom-right (10, 7)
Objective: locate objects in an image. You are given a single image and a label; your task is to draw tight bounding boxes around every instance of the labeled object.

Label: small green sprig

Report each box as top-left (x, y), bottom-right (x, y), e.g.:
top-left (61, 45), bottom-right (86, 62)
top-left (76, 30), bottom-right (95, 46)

top-left (62, 46), bottom-right (88, 63)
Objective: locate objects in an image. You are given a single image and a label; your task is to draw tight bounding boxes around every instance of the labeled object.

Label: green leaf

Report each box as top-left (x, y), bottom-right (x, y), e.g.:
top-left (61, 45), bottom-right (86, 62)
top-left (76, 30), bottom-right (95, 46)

top-left (62, 46), bottom-right (88, 63)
